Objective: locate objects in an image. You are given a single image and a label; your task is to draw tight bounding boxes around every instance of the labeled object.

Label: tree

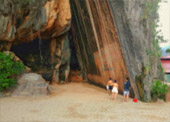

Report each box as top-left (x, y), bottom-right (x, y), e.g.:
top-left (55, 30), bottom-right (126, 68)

top-left (166, 48), bottom-right (170, 54)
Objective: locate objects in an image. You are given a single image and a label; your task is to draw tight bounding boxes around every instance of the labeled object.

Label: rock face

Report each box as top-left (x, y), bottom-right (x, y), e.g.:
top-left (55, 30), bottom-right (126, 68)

top-left (110, 0), bottom-right (164, 101)
top-left (71, 0), bottom-right (163, 101)
top-left (0, 0), bottom-right (71, 42)
top-left (71, 0), bottom-right (127, 93)
top-left (0, 0), bottom-right (163, 101)
top-left (12, 73), bottom-right (49, 96)
top-left (0, 0), bottom-right (71, 83)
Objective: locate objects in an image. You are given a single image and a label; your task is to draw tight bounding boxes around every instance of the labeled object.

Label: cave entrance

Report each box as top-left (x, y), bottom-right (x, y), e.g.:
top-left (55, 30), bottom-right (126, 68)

top-left (10, 32), bottom-right (82, 83)
top-left (10, 39), bottom-right (54, 81)
top-left (68, 30), bottom-right (83, 82)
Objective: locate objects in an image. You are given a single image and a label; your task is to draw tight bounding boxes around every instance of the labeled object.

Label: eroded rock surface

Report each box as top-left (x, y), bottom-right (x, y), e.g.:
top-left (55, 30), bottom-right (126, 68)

top-left (0, 0), bottom-right (71, 83)
top-left (0, 0), bottom-right (71, 42)
top-left (70, 0), bottom-right (163, 101)
top-left (0, 0), bottom-right (163, 101)
top-left (12, 73), bottom-right (49, 97)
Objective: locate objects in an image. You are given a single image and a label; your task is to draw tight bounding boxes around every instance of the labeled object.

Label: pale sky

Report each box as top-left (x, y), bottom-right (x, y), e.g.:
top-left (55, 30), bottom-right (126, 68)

top-left (158, 0), bottom-right (170, 47)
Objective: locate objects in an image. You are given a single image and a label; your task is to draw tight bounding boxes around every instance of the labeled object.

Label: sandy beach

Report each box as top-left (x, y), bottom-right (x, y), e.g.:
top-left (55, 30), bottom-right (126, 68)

top-left (0, 82), bottom-right (170, 122)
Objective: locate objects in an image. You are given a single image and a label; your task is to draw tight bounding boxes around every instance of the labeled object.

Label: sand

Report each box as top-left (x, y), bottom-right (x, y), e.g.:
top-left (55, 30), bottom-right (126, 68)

top-left (0, 82), bottom-right (170, 122)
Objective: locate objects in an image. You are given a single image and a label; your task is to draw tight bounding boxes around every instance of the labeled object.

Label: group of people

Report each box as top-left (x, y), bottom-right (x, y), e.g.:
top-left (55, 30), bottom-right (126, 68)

top-left (106, 77), bottom-right (131, 102)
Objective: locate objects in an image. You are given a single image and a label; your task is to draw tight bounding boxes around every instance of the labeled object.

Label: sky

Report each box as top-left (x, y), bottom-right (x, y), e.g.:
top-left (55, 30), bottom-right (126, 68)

top-left (158, 0), bottom-right (170, 47)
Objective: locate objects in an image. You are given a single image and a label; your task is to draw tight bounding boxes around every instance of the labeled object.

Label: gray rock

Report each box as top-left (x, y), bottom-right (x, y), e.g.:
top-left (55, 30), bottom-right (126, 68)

top-left (70, 0), bottom-right (163, 101)
top-left (109, 0), bottom-right (163, 101)
top-left (12, 73), bottom-right (49, 97)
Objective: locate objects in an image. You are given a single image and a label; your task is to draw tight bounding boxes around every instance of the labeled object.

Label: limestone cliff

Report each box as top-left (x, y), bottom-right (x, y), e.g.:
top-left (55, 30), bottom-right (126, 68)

top-left (109, 0), bottom-right (163, 101)
top-left (0, 0), bottom-right (71, 83)
top-left (0, 0), bottom-right (163, 101)
top-left (71, 0), bottom-right (163, 101)
top-left (0, 0), bottom-right (71, 42)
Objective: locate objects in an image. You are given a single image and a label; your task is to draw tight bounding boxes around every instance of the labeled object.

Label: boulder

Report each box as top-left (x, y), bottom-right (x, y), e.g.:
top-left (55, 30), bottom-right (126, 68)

top-left (12, 73), bottom-right (49, 97)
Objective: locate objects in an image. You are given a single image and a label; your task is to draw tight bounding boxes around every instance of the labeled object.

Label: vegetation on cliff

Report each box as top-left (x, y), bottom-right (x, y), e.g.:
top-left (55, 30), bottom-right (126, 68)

top-left (136, 0), bottom-right (167, 101)
top-left (144, 0), bottom-right (169, 101)
top-left (0, 52), bottom-right (25, 92)
top-left (144, 0), bottom-right (163, 57)
top-left (151, 80), bottom-right (168, 101)
top-left (166, 48), bottom-right (170, 54)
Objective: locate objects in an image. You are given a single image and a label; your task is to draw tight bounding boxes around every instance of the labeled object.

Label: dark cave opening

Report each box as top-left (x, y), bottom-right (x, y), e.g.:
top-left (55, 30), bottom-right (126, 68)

top-left (68, 30), bottom-right (83, 82)
top-left (10, 39), bottom-right (53, 81)
top-left (10, 31), bottom-right (81, 82)
top-left (10, 39), bottom-right (50, 69)
top-left (68, 30), bottom-right (80, 71)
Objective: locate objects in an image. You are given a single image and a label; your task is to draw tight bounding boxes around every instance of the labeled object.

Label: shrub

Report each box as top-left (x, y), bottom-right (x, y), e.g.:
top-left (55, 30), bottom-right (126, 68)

top-left (0, 52), bottom-right (25, 92)
top-left (151, 80), bottom-right (168, 101)
top-left (166, 48), bottom-right (170, 54)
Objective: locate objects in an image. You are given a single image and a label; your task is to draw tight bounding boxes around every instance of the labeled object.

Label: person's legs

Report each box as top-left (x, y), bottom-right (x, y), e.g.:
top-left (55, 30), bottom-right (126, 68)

top-left (126, 91), bottom-right (129, 102)
top-left (110, 90), bottom-right (113, 95)
top-left (106, 85), bottom-right (109, 94)
top-left (124, 95), bottom-right (127, 102)
top-left (107, 89), bottom-right (110, 95)
top-left (112, 92), bottom-right (114, 99)
top-left (106, 89), bottom-right (108, 94)
top-left (127, 94), bottom-right (129, 102)
top-left (112, 92), bottom-right (115, 100)
top-left (125, 91), bottom-right (130, 102)
top-left (114, 93), bottom-right (116, 100)
top-left (123, 91), bottom-right (126, 101)
top-left (123, 91), bottom-right (129, 102)
top-left (115, 93), bottom-right (117, 101)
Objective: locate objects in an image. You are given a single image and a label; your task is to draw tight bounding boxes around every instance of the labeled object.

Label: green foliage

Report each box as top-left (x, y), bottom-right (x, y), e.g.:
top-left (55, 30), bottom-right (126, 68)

top-left (146, 49), bottom-right (153, 56)
top-left (144, 65), bottom-right (150, 73)
top-left (0, 52), bottom-right (25, 92)
top-left (151, 80), bottom-right (168, 101)
top-left (143, 0), bottom-right (161, 20)
top-left (166, 48), bottom-right (170, 54)
top-left (146, 49), bottom-right (161, 57)
top-left (144, 0), bottom-right (166, 57)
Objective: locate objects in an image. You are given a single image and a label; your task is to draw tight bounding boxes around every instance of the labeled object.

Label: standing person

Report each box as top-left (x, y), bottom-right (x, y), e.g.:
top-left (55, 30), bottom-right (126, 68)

top-left (106, 78), bottom-right (113, 95)
top-left (112, 80), bottom-right (118, 101)
top-left (123, 77), bottom-right (131, 102)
